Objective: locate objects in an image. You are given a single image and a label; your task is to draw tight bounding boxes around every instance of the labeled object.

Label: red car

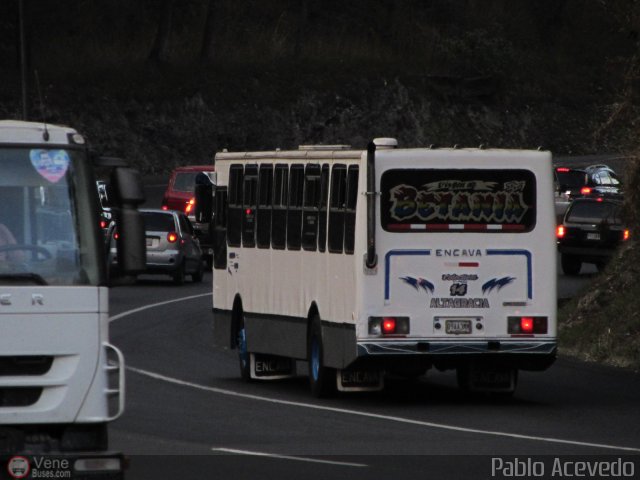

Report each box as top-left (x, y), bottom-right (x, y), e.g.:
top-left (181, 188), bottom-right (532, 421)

top-left (161, 165), bottom-right (215, 213)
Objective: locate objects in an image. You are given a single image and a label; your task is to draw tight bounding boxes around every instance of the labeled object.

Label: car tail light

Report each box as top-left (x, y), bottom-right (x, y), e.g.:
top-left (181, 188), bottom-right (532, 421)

top-left (100, 220), bottom-right (108, 229)
top-left (556, 167), bottom-right (570, 172)
top-left (508, 316), bottom-right (548, 334)
top-left (623, 229), bottom-right (630, 241)
top-left (185, 198), bottom-right (195, 214)
top-left (161, 205), bottom-right (169, 211)
top-left (114, 231), bottom-right (119, 240)
top-left (368, 316), bottom-right (410, 336)
top-left (556, 225), bottom-right (565, 238)
top-left (580, 187), bottom-right (592, 195)
top-left (167, 232), bottom-right (178, 243)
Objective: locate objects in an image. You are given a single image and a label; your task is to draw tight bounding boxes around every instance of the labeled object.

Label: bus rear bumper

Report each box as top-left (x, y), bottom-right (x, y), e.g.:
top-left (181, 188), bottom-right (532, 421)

top-left (356, 339), bottom-right (557, 371)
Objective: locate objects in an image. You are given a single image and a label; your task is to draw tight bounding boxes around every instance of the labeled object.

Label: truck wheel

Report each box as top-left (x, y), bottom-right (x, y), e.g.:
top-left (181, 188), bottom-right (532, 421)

top-left (561, 254), bottom-right (581, 276)
top-left (308, 315), bottom-right (336, 397)
top-left (236, 314), bottom-right (251, 381)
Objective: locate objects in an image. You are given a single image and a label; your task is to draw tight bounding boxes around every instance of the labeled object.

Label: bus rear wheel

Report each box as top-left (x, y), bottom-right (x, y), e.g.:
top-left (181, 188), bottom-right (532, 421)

top-left (308, 316), bottom-right (335, 397)
top-left (236, 314), bottom-right (251, 381)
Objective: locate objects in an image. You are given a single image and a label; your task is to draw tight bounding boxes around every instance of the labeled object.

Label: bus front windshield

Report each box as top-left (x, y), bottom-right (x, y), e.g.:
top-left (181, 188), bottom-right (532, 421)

top-left (0, 147), bottom-right (102, 286)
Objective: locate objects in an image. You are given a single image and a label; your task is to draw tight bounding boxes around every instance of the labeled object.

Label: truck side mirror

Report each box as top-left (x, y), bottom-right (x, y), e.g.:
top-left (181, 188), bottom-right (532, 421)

top-left (111, 167), bottom-right (146, 275)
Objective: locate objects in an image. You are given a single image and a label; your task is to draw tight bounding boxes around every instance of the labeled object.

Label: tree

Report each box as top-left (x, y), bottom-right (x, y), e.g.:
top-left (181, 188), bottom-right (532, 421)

top-left (149, 0), bottom-right (175, 62)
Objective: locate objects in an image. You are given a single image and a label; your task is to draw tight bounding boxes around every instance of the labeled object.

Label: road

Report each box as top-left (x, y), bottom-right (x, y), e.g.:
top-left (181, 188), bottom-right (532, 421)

top-left (107, 269), bottom-right (639, 479)
top-left (105, 175), bottom-right (636, 479)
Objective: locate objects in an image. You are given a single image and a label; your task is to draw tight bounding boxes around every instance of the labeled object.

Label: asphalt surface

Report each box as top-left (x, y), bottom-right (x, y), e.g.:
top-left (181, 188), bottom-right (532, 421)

top-left (106, 169), bottom-right (636, 479)
top-left (107, 270), bottom-right (640, 479)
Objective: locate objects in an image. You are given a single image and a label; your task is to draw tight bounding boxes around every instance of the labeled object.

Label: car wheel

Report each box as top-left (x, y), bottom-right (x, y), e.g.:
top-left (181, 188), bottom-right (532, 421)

top-left (308, 315), bottom-right (336, 398)
top-left (192, 259), bottom-right (204, 282)
top-left (173, 260), bottom-right (185, 285)
top-left (561, 254), bottom-right (582, 276)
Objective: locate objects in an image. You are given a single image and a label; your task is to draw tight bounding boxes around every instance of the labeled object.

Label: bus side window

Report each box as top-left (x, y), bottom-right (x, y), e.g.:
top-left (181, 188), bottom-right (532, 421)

top-left (328, 164), bottom-right (347, 254)
top-left (302, 164), bottom-right (321, 251)
top-left (287, 164), bottom-right (304, 250)
top-left (242, 164), bottom-right (258, 248)
top-left (272, 164), bottom-right (288, 249)
top-left (227, 164), bottom-right (243, 247)
top-left (344, 165), bottom-right (359, 254)
top-left (213, 187), bottom-right (228, 269)
top-left (318, 164), bottom-right (330, 252)
top-left (257, 164), bottom-right (273, 249)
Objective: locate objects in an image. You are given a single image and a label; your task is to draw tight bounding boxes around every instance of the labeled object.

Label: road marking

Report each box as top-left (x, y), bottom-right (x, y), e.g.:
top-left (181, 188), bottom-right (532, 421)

top-left (108, 293), bottom-right (211, 323)
top-left (127, 366), bottom-right (640, 453)
top-left (211, 448), bottom-right (367, 467)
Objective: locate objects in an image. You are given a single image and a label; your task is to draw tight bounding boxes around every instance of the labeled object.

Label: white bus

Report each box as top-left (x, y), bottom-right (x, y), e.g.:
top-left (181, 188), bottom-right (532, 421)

top-left (205, 139), bottom-right (557, 396)
top-left (0, 120), bottom-right (144, 470)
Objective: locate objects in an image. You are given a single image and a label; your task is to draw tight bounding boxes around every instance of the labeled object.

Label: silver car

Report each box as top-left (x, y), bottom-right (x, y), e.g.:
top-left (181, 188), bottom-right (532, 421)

top-left (111, 209), bottom-right (204, 284)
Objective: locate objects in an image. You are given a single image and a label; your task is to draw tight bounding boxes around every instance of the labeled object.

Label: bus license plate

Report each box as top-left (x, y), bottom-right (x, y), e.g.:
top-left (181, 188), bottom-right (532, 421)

top-left (446, 319), bottom-right (472, 334)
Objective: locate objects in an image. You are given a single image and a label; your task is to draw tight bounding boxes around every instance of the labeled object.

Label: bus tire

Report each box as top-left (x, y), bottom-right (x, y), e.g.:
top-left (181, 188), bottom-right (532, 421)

top-left (236, 313), bottom-right (251, 381)
top-left (308, 316), bottom-right (335, 397)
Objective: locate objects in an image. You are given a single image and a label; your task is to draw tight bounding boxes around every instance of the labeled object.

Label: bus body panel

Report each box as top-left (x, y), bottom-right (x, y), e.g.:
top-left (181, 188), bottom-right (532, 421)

top-left (211, 146), bottom-right (556, 377)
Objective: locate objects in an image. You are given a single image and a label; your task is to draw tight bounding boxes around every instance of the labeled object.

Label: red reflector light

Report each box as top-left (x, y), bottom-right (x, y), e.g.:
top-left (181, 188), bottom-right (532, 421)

top-left (100, 220), bottom-right (108, 229)
top-left (245, 208), bottom-right (253, 215)
top-left (161, 205), bottom-right (168, 211)
top-left (556, 167), bottom-right (570, 172)
top-left (520, 317), bottom-right (534, 333)
top-left (167, 232), bottom-right (178, 243)
top-left (624, 229), bottom-right (630, 241)
top-left (556, 225), bottom-right (565, 238)
top-left (580, 187), bottom-right (592, 195)
top-left (382, 318), bottom-right (396, 334)
top-left (114, 232), bottom-right (119, 240)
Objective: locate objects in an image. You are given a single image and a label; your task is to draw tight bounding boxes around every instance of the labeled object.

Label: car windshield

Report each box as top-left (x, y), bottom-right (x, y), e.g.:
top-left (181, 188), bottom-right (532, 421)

top-left (567, 201), bottom-right (622, 224)
top-left (142, 212), bottom-right (176, 232)
top-left (0, 147), bottom-right (102, 285)
top-left (556, 170), bottom-right (586, 189)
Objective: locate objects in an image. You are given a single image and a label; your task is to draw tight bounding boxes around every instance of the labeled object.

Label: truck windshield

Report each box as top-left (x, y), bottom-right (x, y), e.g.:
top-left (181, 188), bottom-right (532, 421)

top-left (0, 147), bottom-right (102, 286)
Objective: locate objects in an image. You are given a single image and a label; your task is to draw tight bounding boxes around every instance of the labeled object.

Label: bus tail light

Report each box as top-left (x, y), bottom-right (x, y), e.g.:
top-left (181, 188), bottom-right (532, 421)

top-left (556, 225), bottom-right (565, 239)
top-left (508, 316), bottom-right (548, 334)
top-left (167, 232), bottom-right (178, 243)
top-left (623, 229), bottom-right (630, 241)
top-left (368, 316), bottom-right (410, 336)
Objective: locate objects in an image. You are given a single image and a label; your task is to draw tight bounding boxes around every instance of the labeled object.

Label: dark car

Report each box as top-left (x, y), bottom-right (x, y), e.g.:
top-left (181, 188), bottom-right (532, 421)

top-left (161, 165), bottom-right (215, 212)
top-left (110, 209), bottom-right (204, 284)
top-left (556, 197), bottom-right (630, 275)
top-left (554, 164), bottom-right (622, 201)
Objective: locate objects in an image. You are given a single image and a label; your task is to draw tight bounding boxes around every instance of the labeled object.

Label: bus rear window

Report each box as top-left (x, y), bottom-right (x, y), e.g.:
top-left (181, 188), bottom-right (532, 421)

top-left (380, 169), bottom-right (536, 232)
